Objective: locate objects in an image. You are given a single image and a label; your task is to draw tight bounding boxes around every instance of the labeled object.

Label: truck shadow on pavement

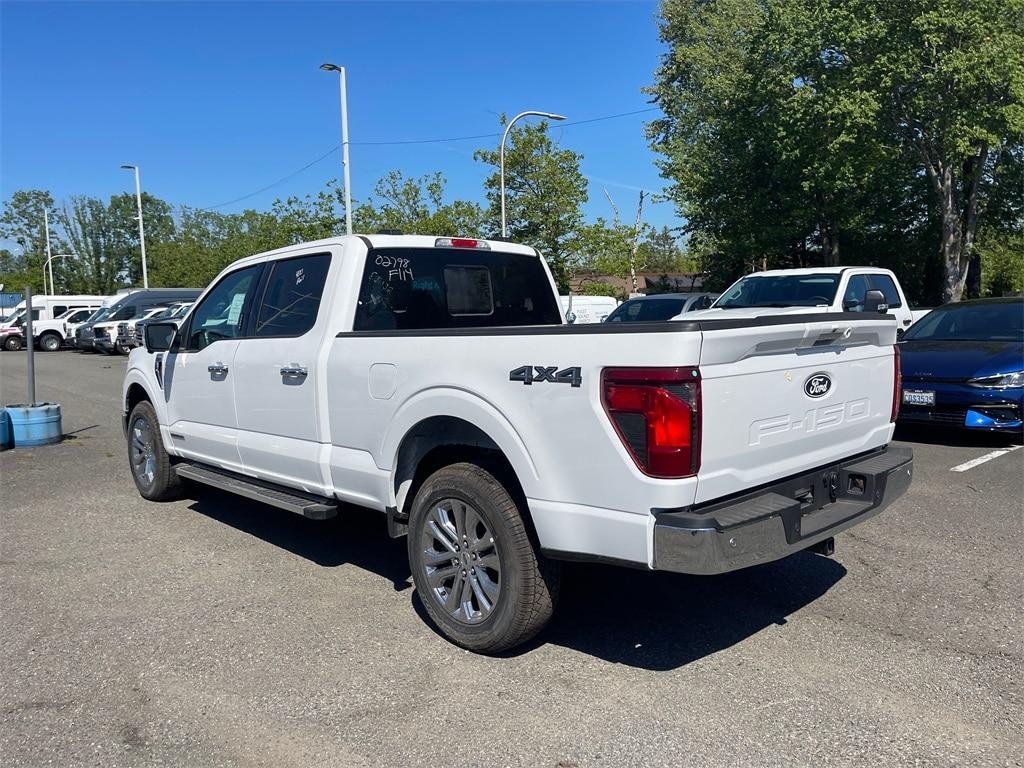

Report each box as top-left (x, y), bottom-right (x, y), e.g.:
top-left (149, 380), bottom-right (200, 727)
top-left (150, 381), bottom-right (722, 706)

top-left (189, 489), bottom-right (846, 671)
top-left (535, 554), bottom-right (846, 670)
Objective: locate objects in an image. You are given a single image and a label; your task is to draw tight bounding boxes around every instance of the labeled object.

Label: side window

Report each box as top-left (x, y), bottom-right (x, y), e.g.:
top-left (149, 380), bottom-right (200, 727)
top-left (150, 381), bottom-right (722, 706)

top-left (869, 274), bottom-right (902, 308)
top-left (843, 275), bottom-right (872, 311)
top-left (52, 305), bottom-right (68, 316)
top-left (254, 253), bottom-right (331, 337)
top-left (185, 265), bottom-right (261, 351)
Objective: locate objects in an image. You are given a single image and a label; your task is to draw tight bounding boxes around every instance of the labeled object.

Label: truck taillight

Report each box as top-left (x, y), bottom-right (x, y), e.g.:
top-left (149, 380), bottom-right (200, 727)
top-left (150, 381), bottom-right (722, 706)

top-left (435, 237), bottom-right (490, 250)
top-left (891, 345), bottom-right (901, 423)
top-left (601, 367), bottom-right (701, 478)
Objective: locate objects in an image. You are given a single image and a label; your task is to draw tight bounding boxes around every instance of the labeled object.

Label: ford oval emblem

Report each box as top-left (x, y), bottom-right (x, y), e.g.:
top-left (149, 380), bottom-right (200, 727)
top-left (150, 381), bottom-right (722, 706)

top-left (804, 373), bottom-right (832, 398)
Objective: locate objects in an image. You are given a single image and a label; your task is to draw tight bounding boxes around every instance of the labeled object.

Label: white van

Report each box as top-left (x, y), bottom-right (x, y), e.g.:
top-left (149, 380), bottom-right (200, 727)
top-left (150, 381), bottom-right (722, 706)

top-left (0, 295), bottom-right (108, 327)
top-left (559, 295), bottom-right (620, 324)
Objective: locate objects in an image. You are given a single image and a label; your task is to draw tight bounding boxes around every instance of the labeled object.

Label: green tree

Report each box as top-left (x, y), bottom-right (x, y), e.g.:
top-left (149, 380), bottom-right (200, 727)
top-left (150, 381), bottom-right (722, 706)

top-left (0, 189), bottom-right (63, 292)
top-left (475, 120), bottom-right (588, 291)
top-left (649, 0), bottom-right (1024, 302)
top-left (353, 171), bottom-right (486, 237)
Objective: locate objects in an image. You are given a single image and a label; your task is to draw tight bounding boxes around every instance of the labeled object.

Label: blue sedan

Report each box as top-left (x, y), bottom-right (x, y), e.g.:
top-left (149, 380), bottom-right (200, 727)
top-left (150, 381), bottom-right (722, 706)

top-left (898, 297), bottom-right (1023, 432)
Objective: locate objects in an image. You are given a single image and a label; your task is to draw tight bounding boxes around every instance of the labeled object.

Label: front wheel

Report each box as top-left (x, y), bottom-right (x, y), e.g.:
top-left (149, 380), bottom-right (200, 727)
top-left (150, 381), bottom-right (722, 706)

top-left (39, 333), bottom-right (62, 352)
top-left (3, 335), bottom-right (23, 351)
top-left (408, 462), bottom-right (559, 653)
top-left (127, 400), bottom-right (182, 501)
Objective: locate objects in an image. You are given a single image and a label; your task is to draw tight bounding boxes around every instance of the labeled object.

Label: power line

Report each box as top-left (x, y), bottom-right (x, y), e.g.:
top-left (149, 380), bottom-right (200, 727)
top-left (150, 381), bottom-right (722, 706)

top-left (201, 106), bottom-right (659, 210)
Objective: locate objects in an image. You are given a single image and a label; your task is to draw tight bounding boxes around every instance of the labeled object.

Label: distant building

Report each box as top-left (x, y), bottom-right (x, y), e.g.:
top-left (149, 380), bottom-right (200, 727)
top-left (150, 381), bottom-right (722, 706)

top-left (569, 271), bottom-right (707, 296)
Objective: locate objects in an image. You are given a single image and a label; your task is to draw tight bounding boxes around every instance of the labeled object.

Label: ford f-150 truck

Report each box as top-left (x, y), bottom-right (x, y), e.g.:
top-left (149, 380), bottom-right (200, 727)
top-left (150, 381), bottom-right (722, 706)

top-left (123, 234), bottom-right (913, 652)
top-left (695, 267), bottom-right (931, 334)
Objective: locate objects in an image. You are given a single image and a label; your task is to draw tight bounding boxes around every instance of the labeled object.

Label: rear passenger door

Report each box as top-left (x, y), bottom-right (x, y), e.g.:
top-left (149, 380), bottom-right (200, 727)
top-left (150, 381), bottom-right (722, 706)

top-left (232, 251), bottom-right (335, 493)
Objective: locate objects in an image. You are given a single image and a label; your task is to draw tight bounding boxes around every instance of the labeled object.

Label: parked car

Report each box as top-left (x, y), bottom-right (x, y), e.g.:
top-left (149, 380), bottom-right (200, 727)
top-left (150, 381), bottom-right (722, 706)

top-left (898, 297), bottom-right (1023, 432)
top-left (26, 305), bottom-right (107, 351)
top-left (81, 288), bottom-right (202, 353)
top-left (0, 295), bottom-right (107, 329)
top-left (127, 302), bottom-right (193, 349)
top-left (559, 295), bottom-right (619, 324)
top-left (113, 306), bottom-right (172, 354)
top-left (605, 292), bottom-right (718, 322)
top-left (699, 268), bottom-right (927, 335)
top-left (0, 326), bottom-right (25, 351)
top-left (124, 233), bottom-right (911, 653)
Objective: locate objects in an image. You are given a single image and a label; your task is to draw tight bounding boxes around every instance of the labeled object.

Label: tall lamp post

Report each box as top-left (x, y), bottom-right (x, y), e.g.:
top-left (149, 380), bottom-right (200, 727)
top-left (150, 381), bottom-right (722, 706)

top-left (320, 63), bottom-right (353, 236)
top-left (43, 253), bottom-right (69, 294)
top-left (43, 208), bottom-right (53, 295)
top-left (120, 164), bottom-right (149, 288)
top-left (500, 110), bottom-right (566, 238)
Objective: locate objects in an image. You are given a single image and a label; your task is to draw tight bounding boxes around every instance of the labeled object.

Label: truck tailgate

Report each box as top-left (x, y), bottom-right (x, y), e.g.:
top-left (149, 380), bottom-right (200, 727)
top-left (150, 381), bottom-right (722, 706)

top-left (696, 316), bottom-right (898, 504)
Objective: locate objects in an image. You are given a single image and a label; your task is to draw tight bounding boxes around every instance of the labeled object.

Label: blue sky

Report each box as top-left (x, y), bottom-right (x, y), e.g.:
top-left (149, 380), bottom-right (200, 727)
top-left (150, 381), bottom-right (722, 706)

top-left (1, 1), bottom-right (677, 236)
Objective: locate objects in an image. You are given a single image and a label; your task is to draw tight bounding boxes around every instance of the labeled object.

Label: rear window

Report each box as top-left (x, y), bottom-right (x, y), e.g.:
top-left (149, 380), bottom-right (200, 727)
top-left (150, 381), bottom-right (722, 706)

top-left (606, 297), bottom-right (686, 322)
top-left (353, 248), bottom-right (560, 331)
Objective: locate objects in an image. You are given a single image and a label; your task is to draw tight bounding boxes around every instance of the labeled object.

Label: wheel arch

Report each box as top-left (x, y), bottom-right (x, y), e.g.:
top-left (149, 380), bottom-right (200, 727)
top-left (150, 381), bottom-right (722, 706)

top-left (383, 389), bottom-right (541, 525)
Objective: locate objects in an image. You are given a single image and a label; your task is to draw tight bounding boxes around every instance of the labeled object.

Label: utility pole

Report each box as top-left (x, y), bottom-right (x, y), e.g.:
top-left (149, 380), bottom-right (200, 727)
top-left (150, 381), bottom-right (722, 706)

top-left (43, 208), bottom-right (53, 295)
top-left (121, 165), bottom-right (149, 288)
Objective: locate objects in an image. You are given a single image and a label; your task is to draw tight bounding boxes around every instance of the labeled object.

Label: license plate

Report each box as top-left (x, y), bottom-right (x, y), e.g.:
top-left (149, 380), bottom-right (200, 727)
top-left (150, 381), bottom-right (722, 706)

top-left (903, 389), bottom-right (935, 406)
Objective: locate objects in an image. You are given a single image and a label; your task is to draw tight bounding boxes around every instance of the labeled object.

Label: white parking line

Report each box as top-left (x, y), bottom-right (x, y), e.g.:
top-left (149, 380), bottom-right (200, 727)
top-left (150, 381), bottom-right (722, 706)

top-left (950, 445), bottom-right (1023, 473)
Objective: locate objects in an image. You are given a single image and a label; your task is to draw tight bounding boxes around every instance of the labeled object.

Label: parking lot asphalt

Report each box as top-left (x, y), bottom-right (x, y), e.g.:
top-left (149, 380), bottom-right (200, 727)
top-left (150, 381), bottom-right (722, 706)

top-left (1, 350), bottom-right (1022, 768)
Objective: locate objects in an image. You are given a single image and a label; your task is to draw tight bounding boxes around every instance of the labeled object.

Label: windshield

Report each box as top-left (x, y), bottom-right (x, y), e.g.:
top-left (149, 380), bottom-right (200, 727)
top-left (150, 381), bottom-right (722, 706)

top-left (86, 307), bottom-right (111, 323)
top-left (108, 304), bottom-right (138, 321)
top-left (715, 274), bottom-right (841, 309)
top-left (606, 297), bottom-right (686, 322)
top-left (902, 301), bottom-right (1024, 342)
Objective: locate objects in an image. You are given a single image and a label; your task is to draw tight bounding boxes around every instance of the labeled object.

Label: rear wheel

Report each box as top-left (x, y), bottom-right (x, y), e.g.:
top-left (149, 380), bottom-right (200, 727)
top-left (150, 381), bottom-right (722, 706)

top-left (407, 462), bottom-right (559, 653)
top-left (39, 332), bottom-right (62, 352)
top-left (127, 399), bottom-right (182, 501)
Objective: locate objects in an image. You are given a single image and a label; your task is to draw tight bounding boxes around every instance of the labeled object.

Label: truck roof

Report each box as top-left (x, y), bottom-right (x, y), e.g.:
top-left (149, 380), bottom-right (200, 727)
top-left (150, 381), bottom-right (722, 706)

top-left (236, 234), bottom-right (539, 268)
top-left (745, 266), bottom-right (895, 277)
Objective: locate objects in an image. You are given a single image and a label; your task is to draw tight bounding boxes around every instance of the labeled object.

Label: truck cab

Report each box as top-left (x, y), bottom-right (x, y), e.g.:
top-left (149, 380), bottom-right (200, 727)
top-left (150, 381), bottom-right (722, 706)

top-left (705, 267), bottom-right (918, 335)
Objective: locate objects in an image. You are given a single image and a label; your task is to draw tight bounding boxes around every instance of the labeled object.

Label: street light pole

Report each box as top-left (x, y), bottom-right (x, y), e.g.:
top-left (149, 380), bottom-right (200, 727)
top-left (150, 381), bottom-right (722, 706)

top-left (43, 208), bottom-right (53, 295)
top-left (499, 110), bottom-right (567, 238)
top-left (320, 63), bottom-right (353, 236)
top-left (43, 254), bottom-right (69, 293)
top-left (121, 164), bottom-right (149, 288)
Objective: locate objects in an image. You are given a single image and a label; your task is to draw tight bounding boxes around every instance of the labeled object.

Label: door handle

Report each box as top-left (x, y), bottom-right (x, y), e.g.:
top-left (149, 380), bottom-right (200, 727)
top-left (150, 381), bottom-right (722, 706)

top-left (280, 364), bottom-right (308, 379)
top-left (207, 363), bottom-right (229, 375)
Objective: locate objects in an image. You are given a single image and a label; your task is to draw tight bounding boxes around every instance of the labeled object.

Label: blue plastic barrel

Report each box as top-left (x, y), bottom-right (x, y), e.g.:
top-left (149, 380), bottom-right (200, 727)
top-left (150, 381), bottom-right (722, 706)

top-left (6, 403), bottom-right (63, 447)
top-left (0, 408), bottom-right (11, 450)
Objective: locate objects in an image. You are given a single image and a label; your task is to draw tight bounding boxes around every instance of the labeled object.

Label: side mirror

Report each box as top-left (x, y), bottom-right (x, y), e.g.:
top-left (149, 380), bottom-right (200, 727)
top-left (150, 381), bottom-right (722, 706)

top-left (864, 289), bottom-right (888, 314)
top-left (144, 322), bottom-right (177, 352)
top-left (842, 298), bottom-right (860, 310)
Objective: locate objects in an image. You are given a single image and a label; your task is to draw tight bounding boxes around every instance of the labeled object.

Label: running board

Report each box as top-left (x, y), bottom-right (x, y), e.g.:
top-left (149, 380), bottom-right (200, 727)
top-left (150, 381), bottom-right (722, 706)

top-left (175, 463), bottom-right (338, 520)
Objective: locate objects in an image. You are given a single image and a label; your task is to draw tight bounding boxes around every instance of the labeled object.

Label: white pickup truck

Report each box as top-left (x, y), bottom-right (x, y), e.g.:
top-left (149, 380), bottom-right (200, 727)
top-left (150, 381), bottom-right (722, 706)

top-left (123, 234), bottom-right (912, 652)
top-left (701, 267), bottom-right (931, 334)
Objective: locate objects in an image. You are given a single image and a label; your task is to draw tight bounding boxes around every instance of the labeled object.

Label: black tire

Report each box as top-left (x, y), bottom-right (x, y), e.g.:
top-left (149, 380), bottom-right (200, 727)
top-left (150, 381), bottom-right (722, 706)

top-left (39, 332), bottom-right (62, 352)
top-left (115, 341), bottom-right (128, 355)
top-left (407, 461), bottom-right (559, 653)
top-left (3, 335), bottom-right (23, 351)
top-left (126, 399), bottom-right (182, 501)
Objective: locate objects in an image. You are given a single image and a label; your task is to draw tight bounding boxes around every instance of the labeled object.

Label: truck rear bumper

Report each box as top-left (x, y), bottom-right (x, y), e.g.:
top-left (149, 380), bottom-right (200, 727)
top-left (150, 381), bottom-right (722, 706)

top-left (653, 446), bottom-right (913, 575)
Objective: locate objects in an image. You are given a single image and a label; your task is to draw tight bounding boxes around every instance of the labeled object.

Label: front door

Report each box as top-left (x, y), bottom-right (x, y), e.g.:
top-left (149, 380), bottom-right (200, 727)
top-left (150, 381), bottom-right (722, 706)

top-left (163, 264), bottom-right (263, 470)
top-left (233, 251), bottom-right (335, 493)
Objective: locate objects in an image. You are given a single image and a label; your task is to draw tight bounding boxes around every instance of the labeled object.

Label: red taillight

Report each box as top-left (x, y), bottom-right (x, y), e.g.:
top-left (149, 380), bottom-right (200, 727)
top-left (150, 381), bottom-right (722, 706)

top-left (435, 237), bottom-right (490, 250)
top-left (891, 345), bottom-right (901, 422)
top-left (601, 367), bottom-right (701, 478)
